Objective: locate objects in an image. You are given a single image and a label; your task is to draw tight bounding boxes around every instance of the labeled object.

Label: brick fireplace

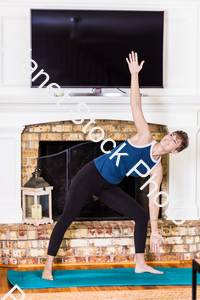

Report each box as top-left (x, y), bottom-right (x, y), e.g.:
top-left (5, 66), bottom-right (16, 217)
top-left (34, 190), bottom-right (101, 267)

top-left (21, 119), bottom-right (168, 217)
top-left (0, 118), bottom-right (200, 265)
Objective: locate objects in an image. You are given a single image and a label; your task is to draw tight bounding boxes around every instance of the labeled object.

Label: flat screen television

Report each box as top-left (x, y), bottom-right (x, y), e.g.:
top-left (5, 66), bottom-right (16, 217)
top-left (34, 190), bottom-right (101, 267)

top-left (31, 9), bottom-right (164, 88)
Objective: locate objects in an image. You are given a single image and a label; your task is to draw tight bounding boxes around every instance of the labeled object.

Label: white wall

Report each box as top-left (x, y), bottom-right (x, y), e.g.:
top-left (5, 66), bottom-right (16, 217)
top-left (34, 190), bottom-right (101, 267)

top-left (0, 0), bottom-right (200, 223)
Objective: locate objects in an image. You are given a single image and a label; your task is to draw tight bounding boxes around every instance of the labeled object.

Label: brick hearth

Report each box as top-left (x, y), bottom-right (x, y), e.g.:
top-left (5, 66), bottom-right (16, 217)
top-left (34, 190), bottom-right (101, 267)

top-left (0, 220), bottom-right (199, 265)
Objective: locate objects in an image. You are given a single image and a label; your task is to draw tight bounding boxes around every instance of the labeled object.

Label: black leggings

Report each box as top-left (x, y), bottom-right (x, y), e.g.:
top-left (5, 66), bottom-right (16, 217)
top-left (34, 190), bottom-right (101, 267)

top-left (48, 160), bottom-right (149, 256)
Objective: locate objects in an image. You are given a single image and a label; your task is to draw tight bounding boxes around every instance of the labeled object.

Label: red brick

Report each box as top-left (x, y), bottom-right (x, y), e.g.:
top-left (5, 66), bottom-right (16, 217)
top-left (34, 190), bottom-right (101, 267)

top-left (124, 246), bottom-right (135, 254)
top-left (113, 238), bottom-right (134, 246)
top-left (121, 227), bottom-right (129, 237)
top-left (8, 258), bottom-right (18, 265)
top-left (189, 226), bottom-right (197, 236)
top-left (189, 244), bottom-right (197, 252)
top-left (5, 241), bottom-right (15, 248)
top-left (18, 225), bottom-right (27, 230)
top-left (145, 254), bottom-right (159, 261)
top-left (13, 249), bottom-right (26, 258)
top-left (128, 226), bottom-right (135, 237)
top-left (89, 238), bottom-right (112, 247)
top-left (57, 248), bottom-right (75, 256)
top-left (77, 247), bottom-right (100, 256)
top-left (29, 125), bottom-right (51, 133)
top-left (19, 230), bottom-right (27, 240)
top-left (18, 258), bottom-right (38, 264)
top-left (112, 228), bottom-right (121, 237)
top-left (53, 257), bottom-right (63, 264)
top-left (9, 230), bottom-right (18, 240)
top-left (118, 125), bottom-right (136, 132)
top-left (171, 226), bottom-right (179, 236)
top-left (1, 250), bottom-right (11, 257)
top-left (37, 229), bottom-right (45, 239)
top-left (28, 249), bottom-right (47, 257)
top-left (40, 240), bottom-right (49, 248)
top-left (179, 225), bottom-right (188, 235)
top-left (194, 252), bottom-right (200, 259)
top-left (0, 258), bottom-right (5, 264)
top-left (105, 227), bottom-right (113, 237)
top-left (46, 228), bottom-right (53, 239)
top-left (40, 257), bottom-right (63, 265)
top-left (183, 253), bottom-right (193, 260)
top-left (101, 247), bottom-right (123, 255)
top-left (17, 241), bottom-right (29, 248)
top-left (113, 255), bottom-right (134, 262)
top-left (159, 254), bottom-right (182, 261)
top-left (64, 256), bottom-right (86, 264)
top-left (88, 256), bottom-right (110, 263)
top-left (69, 239), bottom-right (87, 247)
top-left (185, 237), bottom-right (194, 244)
top-left (27, 229), bottom-right (36, 240)
top-left (165, 237), bottom-right (184, 244)
top-left (171, 245), bottom-right (188, 253)
top-left (70, 229), bottom-right (79, 238)
top-left (96, 228), bottom-right (104, 237)
top-left (159, 245), bottom-right (172, 253)
top-left (88, 228), bottom-right (96, 237)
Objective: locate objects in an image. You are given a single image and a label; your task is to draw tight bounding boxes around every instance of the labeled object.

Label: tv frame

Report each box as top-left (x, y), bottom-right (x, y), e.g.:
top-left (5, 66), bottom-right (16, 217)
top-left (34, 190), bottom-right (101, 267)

top-left (30, 9), bottom-right (165, 90)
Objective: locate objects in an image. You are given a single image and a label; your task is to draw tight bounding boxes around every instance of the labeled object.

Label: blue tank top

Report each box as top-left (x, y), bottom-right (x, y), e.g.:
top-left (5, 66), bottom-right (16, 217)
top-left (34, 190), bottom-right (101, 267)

top-left (94, 139), bottom-right (161, 184)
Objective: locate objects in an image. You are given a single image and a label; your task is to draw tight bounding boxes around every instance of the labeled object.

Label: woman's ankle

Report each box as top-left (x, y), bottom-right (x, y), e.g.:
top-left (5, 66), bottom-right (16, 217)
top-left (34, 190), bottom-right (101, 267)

top-left (44, 254), bottom-right (55, 270)
top-left (135, 253), bottom-right (146, 266)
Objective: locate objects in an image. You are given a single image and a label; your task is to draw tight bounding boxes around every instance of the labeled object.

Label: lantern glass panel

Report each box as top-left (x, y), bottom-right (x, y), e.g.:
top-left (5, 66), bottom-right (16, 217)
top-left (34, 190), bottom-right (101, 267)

top-left (38, 195), bottom-right (50, 218)
top-left (25, 195), bottom-right (34, 218)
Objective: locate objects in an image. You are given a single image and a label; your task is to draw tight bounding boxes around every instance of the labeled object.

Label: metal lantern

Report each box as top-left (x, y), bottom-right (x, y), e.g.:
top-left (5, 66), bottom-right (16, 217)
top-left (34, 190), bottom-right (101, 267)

top-left (21, 168), bottom-right (53, 226)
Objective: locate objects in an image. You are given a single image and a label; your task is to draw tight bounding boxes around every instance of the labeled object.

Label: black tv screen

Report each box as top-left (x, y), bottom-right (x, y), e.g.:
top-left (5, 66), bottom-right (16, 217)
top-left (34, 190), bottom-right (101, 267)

top-left (31, 9), bottom-right (164, 88)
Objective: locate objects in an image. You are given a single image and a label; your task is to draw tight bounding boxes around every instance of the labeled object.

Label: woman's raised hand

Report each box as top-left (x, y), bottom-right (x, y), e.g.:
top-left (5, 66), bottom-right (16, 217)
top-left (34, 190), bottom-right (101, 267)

top-left (126, 51), bottom-right (145, 74)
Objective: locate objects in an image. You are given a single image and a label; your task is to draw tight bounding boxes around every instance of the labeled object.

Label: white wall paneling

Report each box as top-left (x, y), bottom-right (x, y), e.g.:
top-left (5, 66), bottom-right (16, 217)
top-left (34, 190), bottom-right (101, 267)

top-left (0, 127), bottom-right (23, 223)
top-left (197, 7), bottom-right (200, 96)
top-left (1, 17), bottom-right (30, 87)
top-left (167, 126), bottom-right (199, 221)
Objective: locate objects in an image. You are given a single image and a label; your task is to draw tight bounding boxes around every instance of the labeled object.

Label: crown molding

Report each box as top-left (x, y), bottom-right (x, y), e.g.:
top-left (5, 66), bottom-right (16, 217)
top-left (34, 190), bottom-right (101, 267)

top-left (0, 0), bottom-right (199, 9)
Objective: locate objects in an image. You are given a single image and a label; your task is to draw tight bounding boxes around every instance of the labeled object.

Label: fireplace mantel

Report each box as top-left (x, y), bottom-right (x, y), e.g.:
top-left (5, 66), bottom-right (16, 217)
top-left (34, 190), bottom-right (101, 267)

top-left (0, 95), bottom-right (200, 126)
top-left (0, 95), bottom-right (199, 223)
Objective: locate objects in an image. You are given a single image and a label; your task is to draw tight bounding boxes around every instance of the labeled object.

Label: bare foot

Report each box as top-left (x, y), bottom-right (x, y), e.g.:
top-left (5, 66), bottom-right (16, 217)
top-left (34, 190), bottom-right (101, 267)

top-left (42, 269), bottom-right (54, 280)
top-left (135, 263), bottom-right (164, 274)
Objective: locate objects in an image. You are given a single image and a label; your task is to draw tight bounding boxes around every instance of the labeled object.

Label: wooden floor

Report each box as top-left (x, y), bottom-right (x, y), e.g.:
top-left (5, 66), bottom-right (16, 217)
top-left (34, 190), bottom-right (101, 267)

top-left (0, 261), bottom-right (192, 294)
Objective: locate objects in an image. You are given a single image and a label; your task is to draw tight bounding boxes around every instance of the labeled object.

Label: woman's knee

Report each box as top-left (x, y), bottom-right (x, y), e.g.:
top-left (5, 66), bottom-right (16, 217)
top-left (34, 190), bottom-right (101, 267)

top-left (135, 209), bottom-right (149, 225)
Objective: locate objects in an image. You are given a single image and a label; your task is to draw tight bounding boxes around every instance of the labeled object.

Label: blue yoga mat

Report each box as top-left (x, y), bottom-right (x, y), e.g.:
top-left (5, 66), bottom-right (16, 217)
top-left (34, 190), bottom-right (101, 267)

top-left (7, 267), bottom-right (200, 289)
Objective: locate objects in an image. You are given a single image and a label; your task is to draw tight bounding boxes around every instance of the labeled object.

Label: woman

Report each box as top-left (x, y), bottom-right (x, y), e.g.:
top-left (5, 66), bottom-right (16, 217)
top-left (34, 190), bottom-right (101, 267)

top-left (42, 51), bottom-right (188, 280)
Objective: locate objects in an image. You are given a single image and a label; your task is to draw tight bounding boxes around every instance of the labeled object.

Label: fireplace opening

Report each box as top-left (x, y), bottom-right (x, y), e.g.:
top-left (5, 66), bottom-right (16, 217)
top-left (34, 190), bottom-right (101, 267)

top-left (38, 140), bottom-right (162, 221)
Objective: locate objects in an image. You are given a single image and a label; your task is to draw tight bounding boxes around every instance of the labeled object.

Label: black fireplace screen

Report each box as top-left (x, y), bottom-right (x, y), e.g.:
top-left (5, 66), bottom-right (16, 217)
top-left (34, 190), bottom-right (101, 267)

top-left (37, 141), bottom-right (152, 221)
